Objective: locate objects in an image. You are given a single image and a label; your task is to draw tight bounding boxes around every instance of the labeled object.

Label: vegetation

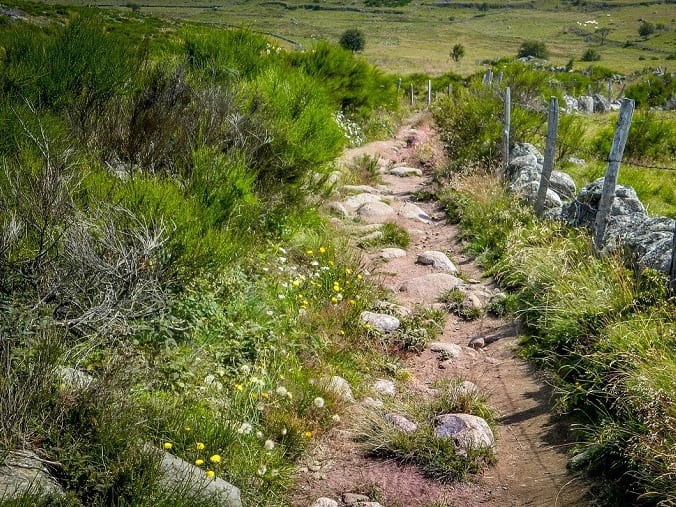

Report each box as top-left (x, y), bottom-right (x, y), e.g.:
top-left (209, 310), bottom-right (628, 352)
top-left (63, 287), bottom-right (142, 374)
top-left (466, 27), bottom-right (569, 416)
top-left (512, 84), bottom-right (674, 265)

top-left (638, 21), bottom-right (655, 39)
top-left (339, 28), bottom-right (366, 53)
top-left (581, 48), bottom-right (601, 62)
top-left (517, 40), bottom-right (549, 59)
top-left (450, 43), bottom-right (465, 63)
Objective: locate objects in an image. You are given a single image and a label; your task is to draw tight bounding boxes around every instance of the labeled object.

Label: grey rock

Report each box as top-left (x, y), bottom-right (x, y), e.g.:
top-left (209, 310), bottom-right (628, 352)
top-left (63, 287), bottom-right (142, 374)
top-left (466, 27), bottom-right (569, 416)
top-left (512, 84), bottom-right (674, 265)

top-left (385, 413), bottom-right (418, 433)
top-left (342, 184), bottom-right (380, 194)
top-left (311, 498), bottom-right (339, 507)
top-left (428, 342), bottom-right (462, 357)
top-left (397, 202), bottom-right (432, 223)
top-left (378, 247), bottom-right (407, 260)
top-left (593, 94), bottom-right (610, 113)
top-left (563, 94), bottom-right (578, 113)
top-left (362, 397), bottom-right (384, 409)
top-left (563, 178), bottom-right (647, 228)
top-left (327, 202), bottom-right (349, 217)
top-left (355, 503), bottom-right (384, 507)
top-left (357, 202), bottom-right (396, 222)
top-left (343, 193), bottom-right (382, 211)
top-left (389, 166), bottom-right (423, 177)
top-left (360, 311), bottom-right (400, 333)
top-left (146, 445), bottom-right (242, 507)
top-left (375, 300), bottom-right (411, 317)
top-left (58, 367), bottom-right (93, 390)
top-left (457, 380), bottom-right (479, 396)
top-left (400, 273), bottom-right (464, 302)
top-left (343, 493), bottom-right (370, 505)
top-left (417, 251), bottom-right (458, 273)
top-left (550, 171), bottom-right (577, 200)
top-left (326, 376), bottom-right (355, 402)
top-left (0, 450), bottom-right (64, 501)
top-left (510, 143), bottom-right (544, 164)
top-left (578, 95), bottom-right (594, 113)
top-left (372, 379), bottom-right (396, 396)
top-left (468, 336), bottom-right (485, 349)
top-left (434, 413), bottom-right (495, 450)
top-left (605, 215), bottom-right (675, 273)
top-left (360, 231), bottom-right (384, 243)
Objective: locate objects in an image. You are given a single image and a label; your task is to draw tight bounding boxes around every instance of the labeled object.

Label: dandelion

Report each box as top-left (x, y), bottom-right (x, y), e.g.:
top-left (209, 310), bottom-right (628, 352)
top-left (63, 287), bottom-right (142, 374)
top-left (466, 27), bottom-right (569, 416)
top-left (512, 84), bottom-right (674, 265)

top-left (184, 426), bottom-right (191, 432)
top-left (256, 430), bottom-right (264, 439)
top-left (275, 386), bottom-right (288, 397)
top-left (257, 464), bottom-right (267, 476)
top-left (313, 397), bottom-right (325, 409)
top-left (264, 439), bottom-right (275, 451)
top-left (196, 442), bottom-right (205, 450)
top-left (163, 442), bottom-right (172, 450)
top-left (237, 422), bottom-right (253, 435)
top-left (234, 384), bottom-right (244, 391)
top-left (261, 392), bottom-right (270, 399)
top-left (331, 296), bottom-right (338, 303)
top-left (195, 459), bottom-right (205, 466)
top-left (303, 431), bottom-right (313, 438)
top-left (345, 268), bottom-right (352, 275)
top-left (292, 280), bottom-right (300, 287)
top-left (357, 274), bottom-right (363, 280)
top-left (319, 247), bottom-right (326, 253)
top-left (206, 470), bottom-right (215, 478)
top-left (332, 414), bottom-right (341, 423)
top-left (281, 428), bottom-right (288, 436)
top-left (210, 454), bottom-right (222, 464)
top-left (306, 250), bottom-right (314, 255)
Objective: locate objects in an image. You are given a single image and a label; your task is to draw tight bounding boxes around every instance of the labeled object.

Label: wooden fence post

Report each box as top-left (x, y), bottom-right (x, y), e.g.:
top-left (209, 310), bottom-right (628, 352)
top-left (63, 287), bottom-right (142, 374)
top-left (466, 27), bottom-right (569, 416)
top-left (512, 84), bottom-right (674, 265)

top-left (607, 79), bottom-right (612, 102)
top-left (535, 97), bottom-right (559, 218)
top-left (427, 80), bottom-right (432, 107)
top-left (397, 78), bottom-right (402, 93)
top-left (448, 83), bottom-right (453, 96)
top-left (502, 87), bottom-right (511, 170)
top-left (410, 83), bottom-right (414, 106)
top-left (669, 225), bottom-right (676, 297)
top-left (483, 69), bottom-right (493, 86)
top-left (593, 98), bottom-right (635, 250)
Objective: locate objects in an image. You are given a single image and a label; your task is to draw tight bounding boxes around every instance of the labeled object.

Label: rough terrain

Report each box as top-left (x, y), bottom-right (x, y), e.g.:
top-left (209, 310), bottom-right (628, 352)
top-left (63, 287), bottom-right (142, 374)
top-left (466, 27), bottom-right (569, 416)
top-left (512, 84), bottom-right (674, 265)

top-left (291, 114), bottom-right (590, 507)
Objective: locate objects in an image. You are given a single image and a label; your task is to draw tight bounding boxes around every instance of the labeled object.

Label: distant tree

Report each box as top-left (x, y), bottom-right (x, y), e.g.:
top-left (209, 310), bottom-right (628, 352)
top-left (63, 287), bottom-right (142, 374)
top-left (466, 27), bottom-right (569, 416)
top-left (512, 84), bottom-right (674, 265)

top-left (517, 40), bottom-right (549, 59)
top-left (582, 48), bottom-right (601, 61)
top-left (596, 27), bottom-right (611, 45)
top-left (638, 21), bottom-right (655, 39)
top-left (339, 29), bottom-right (366, 53)
top-left (477, 2), bottom-right (489, 12)
top-left (450, 43), bottom-right (465, 63)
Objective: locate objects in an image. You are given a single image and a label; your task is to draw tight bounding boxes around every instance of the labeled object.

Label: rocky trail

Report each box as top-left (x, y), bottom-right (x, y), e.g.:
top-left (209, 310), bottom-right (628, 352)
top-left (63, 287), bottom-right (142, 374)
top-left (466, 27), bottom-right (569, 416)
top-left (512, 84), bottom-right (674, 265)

top-left (290, 114), bottom-right (590, 507)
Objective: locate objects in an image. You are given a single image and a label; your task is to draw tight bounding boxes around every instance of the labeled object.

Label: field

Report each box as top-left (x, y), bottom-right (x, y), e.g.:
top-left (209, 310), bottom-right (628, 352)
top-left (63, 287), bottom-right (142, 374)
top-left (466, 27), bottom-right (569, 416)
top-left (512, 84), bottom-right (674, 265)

top-left (56, 0), bottom-right (676, 76)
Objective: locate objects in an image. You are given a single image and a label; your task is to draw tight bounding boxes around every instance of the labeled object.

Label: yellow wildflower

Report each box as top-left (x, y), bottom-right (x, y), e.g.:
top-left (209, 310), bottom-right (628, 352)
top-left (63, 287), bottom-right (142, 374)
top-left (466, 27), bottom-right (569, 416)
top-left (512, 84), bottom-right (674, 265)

top-left (196, 442), bottom-right (205, 450)
top-left (163, 442), bottom-right (172, 450)
top-left (306, 250), bottom-right (313, 255)
top-left (184, 426), bottom-right (192, 432)
top-left (303, 431), bottom-right (313, 437)
top-left (195, 459), bottom-right (204, 466)
top-left (210, 454), bottom-right (222, 464)
top-left (206, 470), bottom-right (215, 478)
top-left (319, 247), bottom-right (326, 253)
top-left (235, 384), bottom-right (244, 391)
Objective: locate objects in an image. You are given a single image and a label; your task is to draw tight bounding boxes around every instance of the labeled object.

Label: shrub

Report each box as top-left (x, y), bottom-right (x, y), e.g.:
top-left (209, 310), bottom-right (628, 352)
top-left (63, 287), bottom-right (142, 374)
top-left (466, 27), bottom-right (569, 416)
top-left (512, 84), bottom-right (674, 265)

top-left (517, 40), bottom-right (549, 59)
top-left (581, 48), bottom-right (601, 62)
top-left (450, 43), bottom-right (465, 63)
top-left (339, 28), bottom-right (366, 53)
top-left (638, 21), bottom-right (655, 38)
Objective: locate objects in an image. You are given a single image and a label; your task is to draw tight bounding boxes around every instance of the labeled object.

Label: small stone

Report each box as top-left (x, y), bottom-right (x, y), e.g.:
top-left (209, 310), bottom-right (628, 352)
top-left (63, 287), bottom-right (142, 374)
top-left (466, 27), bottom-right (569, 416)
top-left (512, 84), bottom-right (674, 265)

top-left (457, 381), bottom-right (478, 396)
top-left (326, 376), bottom-right (355, 402)
top-left (372, 379), bottom-right (396, 396)
top-left (360, 230), bottom-right (384, 242)
top-left (360, 311), bottom-right (400, 333)
top-left (416, 251), bottom-right (458, 273)
top-left (343, 193), bottom-right (382, 211)
top-left (466, 293), bottom-right (483, 310)
top-left (342, 184), bottom-right (380, 194)
top-left (355, 503), bottom-right (384, 507)
top-left (385, 413), bottom-right (418, 433)
top-left (311, 498), bottom-right (338, 507)
top-left (388, 166), bottom-right (423, 177)
top-left (343, 493), bottom-right (370, 505)
top-left (308, 464), bottom-right (321, 472)
top-left (468, 336), bottom-right (485, 349)
top-left (58, 367), bottom-right (93, 390)
top-left (434, 413), bottom-right (495, 450)
top-left (428, 342), bottom-right (462, 357)
top-left (327, 202), bottom-right (349, 217)
top-left (397, 202), bottom-right (432, 223)
top-left (362, 397), bottom-right (384, 409)
top-left (378, 247), bottom-right (407, 260)
top-left (356, 202), bottom-right (396, 223)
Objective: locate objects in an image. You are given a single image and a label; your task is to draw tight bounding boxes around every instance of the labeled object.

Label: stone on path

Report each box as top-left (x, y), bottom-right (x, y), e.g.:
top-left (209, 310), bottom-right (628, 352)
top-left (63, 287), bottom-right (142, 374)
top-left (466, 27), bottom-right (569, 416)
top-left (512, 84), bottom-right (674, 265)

top-left (146, 445), bottom-right (242, 507)
top-left (362, 397), bottom-right (384, 409)
top-left (356, 202), bottom-right (396, 223)
top-left (343, 492), bottom-right (370, 505)
top-left (378, 247), bottom-right (407, 260)
top-left (416, 251), bottom-right (458, 273)
top-left (397, 202), bottom-right (432, 224)
top-left (468, 336), bottom-right (486, 349)
top-left (0, 450), bottom-right (64, 501)
top-left (360, 311), bottom-right (400, 333)
top-left (311, 498), bottom-right (338, 507)
top-left (385, 413), bottom-right (418, 433)
top-left (327, 202), bottom-right (349, 217)
top-left (434, 413), bottom-right (495, 451)
top-left (326, 376), bottom-right (355, 402)
top-left (359, 231), bottom-right (384, 243)
top-left (372, 379), bottom-right (396, 396)
top-left (388, 166), bottom-right (423, 177)
top-left (343, 193), bottom-right (382, 212)
top-left (400, 273), bottom-right (464, 301)
top-left (342, 184), bottom-right (381, 195)
top-left (428, 342), bottom-right (462, 358)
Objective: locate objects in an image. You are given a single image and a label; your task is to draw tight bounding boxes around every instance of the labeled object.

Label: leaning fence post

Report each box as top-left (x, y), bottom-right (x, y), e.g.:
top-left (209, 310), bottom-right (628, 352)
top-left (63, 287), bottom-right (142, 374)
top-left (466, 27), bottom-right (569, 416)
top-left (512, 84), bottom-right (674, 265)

top-left (410, 83), bottom-right (414, 106)
top-left (669, 225), bottom-right (676, 297)
top-left (535, 97), bottom-right (559, 218)
top-left (427, 80), bottom-right (432, 107)
top-left (593, 98), bottom-right (635, 250)
top-left (502, 87), bottom-right (511, 170)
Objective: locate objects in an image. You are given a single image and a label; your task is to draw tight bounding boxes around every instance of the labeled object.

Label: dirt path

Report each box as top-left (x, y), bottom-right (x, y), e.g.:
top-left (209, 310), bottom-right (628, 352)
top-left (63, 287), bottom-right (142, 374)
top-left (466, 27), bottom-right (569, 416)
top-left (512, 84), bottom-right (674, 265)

top-left (291, 114), bottom-right (589, 507)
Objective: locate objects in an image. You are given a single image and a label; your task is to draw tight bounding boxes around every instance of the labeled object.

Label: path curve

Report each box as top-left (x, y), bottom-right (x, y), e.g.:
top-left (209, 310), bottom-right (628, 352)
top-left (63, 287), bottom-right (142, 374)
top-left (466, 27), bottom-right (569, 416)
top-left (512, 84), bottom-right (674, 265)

top-left (291, 114), bottom-right (589, 507)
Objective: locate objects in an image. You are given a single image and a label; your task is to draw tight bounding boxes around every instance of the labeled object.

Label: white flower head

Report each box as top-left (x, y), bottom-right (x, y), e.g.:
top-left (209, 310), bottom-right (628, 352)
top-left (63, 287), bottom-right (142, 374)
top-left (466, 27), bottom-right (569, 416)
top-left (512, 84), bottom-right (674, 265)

top-left (313, 397), bottom-right (325, 409)
top-left (275, 386), bottom-right (288, 397)
top-left (237, 422), bottom-right (253, 435)
top-left (264, 439), bottom-right (275, 451)
top-left (331, 414), bottom-right (341, 422)
top-left (257, 464), bottom-right (267, 476)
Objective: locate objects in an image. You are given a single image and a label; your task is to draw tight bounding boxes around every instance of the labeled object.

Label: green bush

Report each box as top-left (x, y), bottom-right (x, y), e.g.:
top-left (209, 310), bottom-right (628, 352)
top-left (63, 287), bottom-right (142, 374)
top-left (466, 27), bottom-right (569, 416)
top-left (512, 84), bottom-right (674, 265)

top-left (626, 74), bottom-right (675, 108)
top-left (581, 48), bottom-right (601, 62)
top-left (517, 40), bottom-right (549, 59)
top-left (339, 28), bottom-right (365, 53)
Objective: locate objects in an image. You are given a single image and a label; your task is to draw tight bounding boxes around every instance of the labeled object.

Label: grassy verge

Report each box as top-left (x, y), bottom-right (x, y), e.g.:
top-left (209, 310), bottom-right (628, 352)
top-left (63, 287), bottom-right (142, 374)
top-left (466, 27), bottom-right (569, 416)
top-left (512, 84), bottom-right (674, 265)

top-left (438, 174), bottom-right (675, 506)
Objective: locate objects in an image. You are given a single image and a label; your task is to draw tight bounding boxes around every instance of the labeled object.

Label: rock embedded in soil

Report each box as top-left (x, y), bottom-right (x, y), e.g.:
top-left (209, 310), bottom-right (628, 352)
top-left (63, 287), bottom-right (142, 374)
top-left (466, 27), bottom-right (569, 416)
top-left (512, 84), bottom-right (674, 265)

top-left (378, 247), bottom-right (407, 260)
top-left (0, 450), bottom-right (64, 501)
top-left (385, 413), bottom-right (419, 433)
top-left (372, 379), bottom-right (396, 396)
top-left (342, 184), bottom-right (381, 195)
top-left (400, 273), bottom-right (464, 301)
top-left (326, 376), bottom-right (355, 402)
top-left (310, 498), bottom-right (339, 507)
top-left (388, 166), bottom-right (423, 177)
top-left (360, 311), bottom-right (400, 333)
top-left (457, 380), bottom-right (479, 396)
top-left (360, 230), bottom-right (384, 243)
top-left (327, 202), bottom-right (349, 217)
top-left (356, 202), bottom-right (396, 222)
top-left (416, 251), bottom-right (458, 273)
top-left (362, 396), bottom-right (384, 409)
top-left (397, 202), bottom-right (432, 224)
top-left (428, 342), bottom-right (462, 358)
top-left (434, 414), bottom-right (495, 451)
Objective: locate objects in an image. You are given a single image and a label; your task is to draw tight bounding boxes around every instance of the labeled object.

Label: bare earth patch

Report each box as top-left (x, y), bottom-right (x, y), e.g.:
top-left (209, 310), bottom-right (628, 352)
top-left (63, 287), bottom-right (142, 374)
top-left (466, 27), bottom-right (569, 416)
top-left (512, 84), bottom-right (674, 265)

top-left (290, 114), bottom-right (590, 507)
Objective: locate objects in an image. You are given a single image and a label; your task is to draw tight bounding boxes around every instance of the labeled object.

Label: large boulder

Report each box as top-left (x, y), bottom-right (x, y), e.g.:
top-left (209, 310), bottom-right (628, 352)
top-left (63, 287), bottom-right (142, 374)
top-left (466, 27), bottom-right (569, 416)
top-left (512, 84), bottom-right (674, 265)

top-left (360, 311), bottom-right (400, 333)
top-left (434, 413), bottom-right (495, 451)
top-left (604, 215), bottom-right (675, 273)
top-left (563, 177), bottom-right (646, 228)
top-left (506, 144), bottom-right (576, 204)
top-left (510, 143), bottom-right (544, 164)
top-left (593, 94), bottom-right (611, 113)
top-left (563, 94), bottom-right (578, 113)
top-left (0, 451), bottom-right (64, 501)
top-left (577, 95), bottom-right (594, 113)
